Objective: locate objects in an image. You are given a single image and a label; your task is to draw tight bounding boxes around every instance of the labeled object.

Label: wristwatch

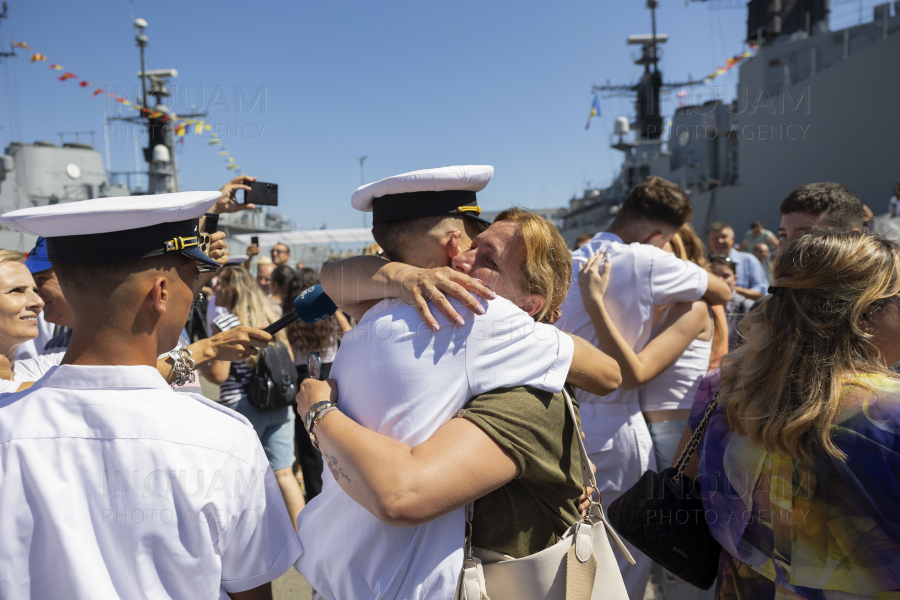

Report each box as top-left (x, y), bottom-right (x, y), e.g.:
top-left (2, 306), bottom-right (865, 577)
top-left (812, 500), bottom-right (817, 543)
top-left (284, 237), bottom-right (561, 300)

top-left (304, 400), bottom-right (330, 432)
top-left (304, 400), bottom-right (338, 451)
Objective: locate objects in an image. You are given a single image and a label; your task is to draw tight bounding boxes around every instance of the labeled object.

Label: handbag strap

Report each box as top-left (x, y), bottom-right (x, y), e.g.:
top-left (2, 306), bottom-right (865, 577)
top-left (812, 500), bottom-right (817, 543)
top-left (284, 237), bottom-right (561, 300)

top-left (672, 390), bottom-right (719, 481)
top-left (561, 386), bottom-right (598, 495)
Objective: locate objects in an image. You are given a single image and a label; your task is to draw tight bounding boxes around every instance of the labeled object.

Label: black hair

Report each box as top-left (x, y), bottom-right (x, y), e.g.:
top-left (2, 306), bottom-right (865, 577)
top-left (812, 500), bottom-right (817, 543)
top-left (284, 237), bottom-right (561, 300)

top-left (780, 183), bottom-right (865, 230)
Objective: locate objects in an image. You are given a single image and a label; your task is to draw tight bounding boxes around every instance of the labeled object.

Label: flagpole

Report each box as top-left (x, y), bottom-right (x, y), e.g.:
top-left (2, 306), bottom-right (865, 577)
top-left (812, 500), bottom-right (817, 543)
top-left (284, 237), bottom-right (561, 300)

top-left (356, 155), bottom-right (369, 227)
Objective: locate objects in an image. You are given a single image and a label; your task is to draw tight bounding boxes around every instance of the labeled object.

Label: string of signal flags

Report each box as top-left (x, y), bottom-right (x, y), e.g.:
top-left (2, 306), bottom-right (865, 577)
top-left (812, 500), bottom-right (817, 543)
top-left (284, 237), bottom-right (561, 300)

top-left (584, 45), bottom-right (757, 130)
top-left (12, 40), bottom-right (243, 174)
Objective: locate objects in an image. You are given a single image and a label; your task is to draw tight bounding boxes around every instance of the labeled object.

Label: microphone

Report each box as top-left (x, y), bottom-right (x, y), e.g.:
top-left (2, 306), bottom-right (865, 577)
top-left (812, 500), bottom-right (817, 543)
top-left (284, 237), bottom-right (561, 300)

top-left (263, 284), bottom-right (338, 334)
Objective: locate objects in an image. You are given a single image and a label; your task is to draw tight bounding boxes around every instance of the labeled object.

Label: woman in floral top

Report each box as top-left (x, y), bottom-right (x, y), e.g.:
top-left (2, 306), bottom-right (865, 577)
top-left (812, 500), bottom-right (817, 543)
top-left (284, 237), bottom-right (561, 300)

top-left (681, 229), bottom-right (900, 599)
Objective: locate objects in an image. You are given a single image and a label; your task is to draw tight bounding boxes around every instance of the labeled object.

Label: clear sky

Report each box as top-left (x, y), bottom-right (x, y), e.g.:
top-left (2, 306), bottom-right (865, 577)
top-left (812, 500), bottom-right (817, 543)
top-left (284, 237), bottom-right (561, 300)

top-left (0, 0), bottom-right (878, 230)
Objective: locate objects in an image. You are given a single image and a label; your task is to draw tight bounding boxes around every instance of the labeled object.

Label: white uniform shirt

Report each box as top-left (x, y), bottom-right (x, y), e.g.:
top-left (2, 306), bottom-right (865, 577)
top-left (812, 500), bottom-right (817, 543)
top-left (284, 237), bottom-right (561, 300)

top-left (13, 331), bottom-right (201, 395)
top-left (295, 296), bottom-right (575, 600)
top-left (0, 364), bottom-right (301, 599)
top-left (554, 232), bottom-right (708, 451)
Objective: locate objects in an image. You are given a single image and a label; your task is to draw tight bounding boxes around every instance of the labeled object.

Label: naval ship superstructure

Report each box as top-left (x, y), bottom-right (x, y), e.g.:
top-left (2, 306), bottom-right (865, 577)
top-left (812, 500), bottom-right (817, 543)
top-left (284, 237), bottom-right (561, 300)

top-left (0, 14), bottom-right (304, 260)
top-left (560, 0), bottom-right (900, 245)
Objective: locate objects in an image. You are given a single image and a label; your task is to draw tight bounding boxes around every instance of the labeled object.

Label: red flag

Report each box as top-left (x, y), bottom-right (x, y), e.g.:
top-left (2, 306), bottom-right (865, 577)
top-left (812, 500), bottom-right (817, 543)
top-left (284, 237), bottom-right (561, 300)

top-left (30, 53), bottom-right (47, 62)
top-left (57, 72), bottom-right (77, 81)
top-left (92, 88), bottom-right (104, 97)
top-left (12, 41), bottom-right (30, 49)
top-left (79, 80), bottom-right (91, 87)
top-left (48, 64), bottom-right (63, 70)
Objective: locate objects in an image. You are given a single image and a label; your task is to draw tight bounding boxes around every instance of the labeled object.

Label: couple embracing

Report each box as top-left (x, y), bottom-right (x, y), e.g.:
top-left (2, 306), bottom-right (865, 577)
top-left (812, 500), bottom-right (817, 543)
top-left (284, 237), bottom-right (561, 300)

top-left (294, 166), bottom-right (724, 600)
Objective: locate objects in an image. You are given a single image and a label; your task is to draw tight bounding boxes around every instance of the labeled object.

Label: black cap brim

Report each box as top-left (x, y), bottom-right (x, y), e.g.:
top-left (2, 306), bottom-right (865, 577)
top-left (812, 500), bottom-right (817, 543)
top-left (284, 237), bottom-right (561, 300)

top-left (183, 246), bottom-right (221, 270)
top-left (466, 214), bottom-right (492, 232)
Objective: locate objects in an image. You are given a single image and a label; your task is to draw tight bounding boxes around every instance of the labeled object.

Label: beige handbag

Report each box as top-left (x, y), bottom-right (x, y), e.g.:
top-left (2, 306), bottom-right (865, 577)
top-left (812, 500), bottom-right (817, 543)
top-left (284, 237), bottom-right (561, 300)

top-left (455, 388), bottom-right (635, 600)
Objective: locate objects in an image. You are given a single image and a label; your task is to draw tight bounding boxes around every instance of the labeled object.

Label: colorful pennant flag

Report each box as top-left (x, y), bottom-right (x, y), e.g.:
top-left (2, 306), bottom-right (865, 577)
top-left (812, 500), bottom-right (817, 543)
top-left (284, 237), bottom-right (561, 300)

top-left (585, 94), bottom-right (601, 130)
top-left (21, 41), bottom-right (240, 173)
top-left (701, 49), bottom-right (756, 83)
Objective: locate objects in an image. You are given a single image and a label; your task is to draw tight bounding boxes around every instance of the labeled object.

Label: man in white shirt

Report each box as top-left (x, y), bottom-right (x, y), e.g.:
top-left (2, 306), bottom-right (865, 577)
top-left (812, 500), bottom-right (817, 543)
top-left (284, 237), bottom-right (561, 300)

top-left (296, 166), bottom-right (620, 600)
top-left (0, 191), bottom-right (301, 599)
top-left (555, 176), bottom-right (731, 599)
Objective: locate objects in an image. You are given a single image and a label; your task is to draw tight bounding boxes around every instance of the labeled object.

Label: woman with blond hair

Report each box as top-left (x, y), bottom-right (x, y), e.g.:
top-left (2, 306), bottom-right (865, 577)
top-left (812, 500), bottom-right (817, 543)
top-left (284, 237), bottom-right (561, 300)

top-left (0, 249), bottom-right (43, 390)
top-left (679, 229), bottom-right (900, 599)
top-left (205, 265), bottom-right (305, 527)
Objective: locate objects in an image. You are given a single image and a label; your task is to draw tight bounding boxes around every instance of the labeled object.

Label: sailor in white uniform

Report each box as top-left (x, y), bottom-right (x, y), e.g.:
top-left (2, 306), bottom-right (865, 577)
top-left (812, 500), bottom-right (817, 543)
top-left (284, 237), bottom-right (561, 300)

top-left (295, 166), bottom-right (583, 600)
top-left (0, 192), bottom-right (301, 599)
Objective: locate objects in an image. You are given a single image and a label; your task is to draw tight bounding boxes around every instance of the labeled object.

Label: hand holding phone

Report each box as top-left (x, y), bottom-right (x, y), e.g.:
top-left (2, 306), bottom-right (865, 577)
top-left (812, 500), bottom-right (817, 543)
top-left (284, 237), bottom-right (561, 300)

top-left (199, 213), bottom-right (220, 255)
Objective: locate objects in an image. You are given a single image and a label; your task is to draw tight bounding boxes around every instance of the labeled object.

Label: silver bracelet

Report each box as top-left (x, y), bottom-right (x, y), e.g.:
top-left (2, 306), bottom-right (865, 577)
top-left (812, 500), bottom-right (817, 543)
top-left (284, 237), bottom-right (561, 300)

top-left (167, 346), bottom-right (196, 388)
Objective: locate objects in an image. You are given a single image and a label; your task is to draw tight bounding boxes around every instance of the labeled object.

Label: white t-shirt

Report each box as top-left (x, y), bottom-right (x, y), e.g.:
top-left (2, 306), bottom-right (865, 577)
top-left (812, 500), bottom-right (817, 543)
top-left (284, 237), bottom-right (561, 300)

top-left (13, 351), bottom-right (62, 383)
top-left (0, 364), bottom-right (301, 598)
top-left (294, 296), bottom-right (575, 600)
top-left (554, 233), bottom-right (708, 446)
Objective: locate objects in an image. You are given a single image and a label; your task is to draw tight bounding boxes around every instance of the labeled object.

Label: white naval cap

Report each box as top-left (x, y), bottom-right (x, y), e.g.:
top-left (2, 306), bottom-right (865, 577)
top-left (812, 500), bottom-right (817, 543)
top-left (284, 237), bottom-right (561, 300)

top-left (351, 165), bottom-right (494, 229)
top-left (0, 191), bottom-right (222, 267)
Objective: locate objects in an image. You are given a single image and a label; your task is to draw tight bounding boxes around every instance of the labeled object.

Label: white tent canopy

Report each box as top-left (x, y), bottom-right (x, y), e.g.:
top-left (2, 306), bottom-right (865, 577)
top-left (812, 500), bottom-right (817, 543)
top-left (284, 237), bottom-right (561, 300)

top-left (233, 229), bottom-right (375, 246)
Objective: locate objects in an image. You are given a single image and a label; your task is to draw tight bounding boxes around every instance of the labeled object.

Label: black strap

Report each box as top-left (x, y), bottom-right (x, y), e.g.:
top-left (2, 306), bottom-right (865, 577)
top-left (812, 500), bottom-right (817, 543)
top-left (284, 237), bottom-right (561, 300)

top-left (672, 391), bottom-right (719, 481)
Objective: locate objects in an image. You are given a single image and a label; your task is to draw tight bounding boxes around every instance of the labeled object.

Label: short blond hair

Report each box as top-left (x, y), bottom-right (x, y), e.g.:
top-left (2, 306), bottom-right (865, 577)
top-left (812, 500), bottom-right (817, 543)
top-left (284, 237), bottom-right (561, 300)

top-left (0, 249), bottom-right (26, 269)
top-left (494, 208), bottom-right (571, 324)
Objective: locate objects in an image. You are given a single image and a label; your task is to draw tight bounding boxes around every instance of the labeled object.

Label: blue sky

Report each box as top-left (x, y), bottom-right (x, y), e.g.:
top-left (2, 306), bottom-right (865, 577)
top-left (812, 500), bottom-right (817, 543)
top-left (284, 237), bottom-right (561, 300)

top-left (0, 0), bottom-right (872, 230)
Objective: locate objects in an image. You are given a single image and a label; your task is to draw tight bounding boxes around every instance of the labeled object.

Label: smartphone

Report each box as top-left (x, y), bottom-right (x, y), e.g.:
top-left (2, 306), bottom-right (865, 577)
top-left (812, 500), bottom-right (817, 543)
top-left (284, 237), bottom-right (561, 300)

top-left (199, 212), bottom-right (219, 255)
top-left (251, 235), bottom-right (259, 246)
top-left (203, 213), bottom-right (219, 235)
top-left (242, 181), bottom-right (278, 206)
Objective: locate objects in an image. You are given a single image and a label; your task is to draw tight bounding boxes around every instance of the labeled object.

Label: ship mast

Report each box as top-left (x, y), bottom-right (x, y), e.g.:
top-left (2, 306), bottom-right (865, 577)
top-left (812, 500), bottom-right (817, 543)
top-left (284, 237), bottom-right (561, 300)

top-left (592, 0), bottom-right (698, 151)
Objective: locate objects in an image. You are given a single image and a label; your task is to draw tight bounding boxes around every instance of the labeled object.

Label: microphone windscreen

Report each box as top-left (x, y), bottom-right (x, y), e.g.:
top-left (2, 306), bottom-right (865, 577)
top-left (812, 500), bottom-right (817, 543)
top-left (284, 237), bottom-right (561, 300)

top-left (294, 284), bottom-right (338, 323)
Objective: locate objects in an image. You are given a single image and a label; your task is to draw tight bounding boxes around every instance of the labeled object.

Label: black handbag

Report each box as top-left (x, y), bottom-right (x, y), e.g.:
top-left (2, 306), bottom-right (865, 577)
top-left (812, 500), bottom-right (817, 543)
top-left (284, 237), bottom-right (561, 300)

top-left (607, 392), bottom-right (722, 590)
top-left (245, 341), bottom-right (299, 410)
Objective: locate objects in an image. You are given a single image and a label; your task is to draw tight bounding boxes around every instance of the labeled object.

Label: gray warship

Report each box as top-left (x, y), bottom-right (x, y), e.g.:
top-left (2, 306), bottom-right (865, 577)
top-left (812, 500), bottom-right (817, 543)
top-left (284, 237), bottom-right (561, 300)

top-left (0, 13), bottom-right (339, 265)
top-left (560, 0), bottom-right (900, 245)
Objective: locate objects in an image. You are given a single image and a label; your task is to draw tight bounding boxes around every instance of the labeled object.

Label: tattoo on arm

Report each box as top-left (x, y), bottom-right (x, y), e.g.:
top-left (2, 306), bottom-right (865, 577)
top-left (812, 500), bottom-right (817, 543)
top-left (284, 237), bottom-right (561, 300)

top-left (323, 453), bottom-right (352, 483)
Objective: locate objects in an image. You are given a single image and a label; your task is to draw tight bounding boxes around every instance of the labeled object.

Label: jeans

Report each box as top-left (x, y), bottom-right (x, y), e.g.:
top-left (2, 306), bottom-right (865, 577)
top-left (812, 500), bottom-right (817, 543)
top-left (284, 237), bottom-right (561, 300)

top-left (235, 398), bottom-right (296, 471)
top-left (647, 419), bottom-right (688, 471)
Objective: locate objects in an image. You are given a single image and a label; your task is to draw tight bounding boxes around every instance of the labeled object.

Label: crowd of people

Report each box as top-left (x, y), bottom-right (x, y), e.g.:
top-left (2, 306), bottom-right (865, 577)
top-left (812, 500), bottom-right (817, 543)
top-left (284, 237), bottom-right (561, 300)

top-left (0, 165), bottom-right (897, 600)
